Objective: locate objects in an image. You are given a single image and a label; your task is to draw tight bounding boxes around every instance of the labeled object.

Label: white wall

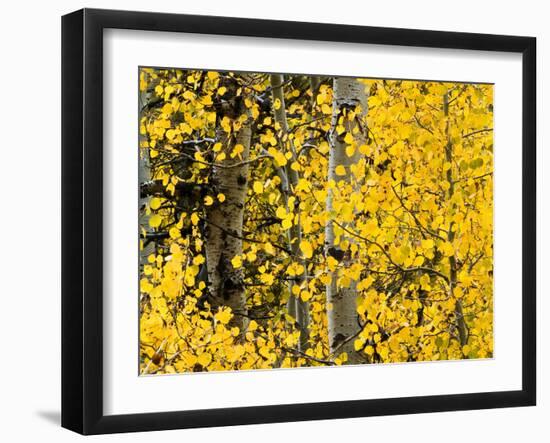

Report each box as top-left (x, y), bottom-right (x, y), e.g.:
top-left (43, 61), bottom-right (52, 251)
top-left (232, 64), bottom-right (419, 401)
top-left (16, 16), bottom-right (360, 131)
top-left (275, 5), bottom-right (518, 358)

top-left (0, 0), bottom-right (546, 441)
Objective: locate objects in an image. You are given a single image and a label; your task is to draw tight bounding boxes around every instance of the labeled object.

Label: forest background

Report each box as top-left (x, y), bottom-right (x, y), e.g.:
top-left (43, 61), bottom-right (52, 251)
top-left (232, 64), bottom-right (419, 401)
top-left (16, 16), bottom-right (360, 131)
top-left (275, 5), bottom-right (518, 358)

top-left (138, 68), bottom-right (494, 374)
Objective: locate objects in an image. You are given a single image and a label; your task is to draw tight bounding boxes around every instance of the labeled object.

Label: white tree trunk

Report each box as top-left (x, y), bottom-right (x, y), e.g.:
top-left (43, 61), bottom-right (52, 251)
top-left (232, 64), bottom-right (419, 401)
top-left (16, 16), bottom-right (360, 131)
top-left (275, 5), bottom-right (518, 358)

top-left (205, 114), bottom-right (252, 333)
top-left (139, 88), bottom-right (155, 266)
top-left (325, 77), bottom-right (368, 363)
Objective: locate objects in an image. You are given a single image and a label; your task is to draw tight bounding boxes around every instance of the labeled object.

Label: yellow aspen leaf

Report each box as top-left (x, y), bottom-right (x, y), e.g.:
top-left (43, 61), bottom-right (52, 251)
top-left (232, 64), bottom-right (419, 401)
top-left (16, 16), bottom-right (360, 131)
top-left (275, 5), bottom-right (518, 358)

top-left (290, 161), bottom-right (301, 171)
top-left (284, 333), bottom-right (298, 347)
top-left (217, 86), bottom-right (227, 96)
top-left (326, 256), bottom-right (339, 272)
top-left (197, 352), bottom-right (212, 367)
top-left (287, 262), bottom-right (305, 277)
top-left (368, 96), bottom-right (381, 107)
top-left (273, 98), bottom-right (282, 110)
top-left (419, 274), bottom-right (431, 290)
top-left (319, 273), bottom-right (331, 285)
top-left (267, 147), bottom-right (287, 167)
top-left (281, 217), bottom-right (293, 230)
top-left (421, 239), bottom-right (435, 250)
top-left (299, 240), bottom-right (313, 259)
top-left (359, 144), bottom-right (372, 155)
top-left (260, 273), bottom-right (275, 285)
top-left (165, 129), bottom-right (176, 140)
top-left (140, 278), bottom-right (152, 293)
top-left (221, 116), bottom-right (231, 133)
top-left (169, 227), bottom-right (180, 239)
top-left (364, 345), bottom-right (375, 356)
top-left (180, 123), bottom-right (192, 135)
top-left (164, 84), bottom-right (174, 97)
top-left (300, 290), bottom-right (312, 302)
top-left (413, 255), bottom-right (425, 266)
top-left (398, 125), bottom-right (412, 139)
top-left (321, 103), bottom-right (332, 115)
top-left (231, 255), bottom-right (243, 268)
top-left (378, 345), bottom-right (389, 360)
top-left (215, 309), bottom-right (232, 325)
top-left (150, 197), bottom-right (162, 210)
top-left (440, 241), bottom-right (454, 257)
top-left (149, 214), bottom-right (162, 228)
top-left (264, 242), bottom-right (275, 255)
top-left (430, 83), bottom-right (448, 95)
top-left (207, 71), bottom-right (219, 81)
top-left (231, 143), bottom-right (244, 159)
top-left (335, 165), bottom-right (347, 176)
top-left (368, 323), bottom-right (379, 333)
top-left (204, 196), bottom-right (214, 206)
top-left (253, 181), bottom-right (264, 194)
top-left (248, 320), bottom-right (258, 331)
top-left (295, 178), bottom-right (310, 193)
top-left (259, 346), bottom-right (272, 359)
top-left (190, 212), bottom-right (199, 226)
top-left (276, 206), bottom-right (288, 219)
top-left (316, 93), bottom-right (325, 105)
top-left (345, 145), bottom-right (356, 157)
top-left (217, 193), bottom-right (226, 202)
top-left (344, 132), bottom-right (354, 144)
top-left (193, 254), bottom-right (205, 266)
top-left (182, 90), bottom-right (195, 101)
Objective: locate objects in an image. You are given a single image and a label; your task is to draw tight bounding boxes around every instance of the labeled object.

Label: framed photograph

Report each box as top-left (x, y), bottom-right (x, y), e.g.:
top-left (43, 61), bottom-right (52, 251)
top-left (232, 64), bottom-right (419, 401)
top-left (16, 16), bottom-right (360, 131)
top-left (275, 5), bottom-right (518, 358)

top-left (62, 8), bottom-right (536, 435)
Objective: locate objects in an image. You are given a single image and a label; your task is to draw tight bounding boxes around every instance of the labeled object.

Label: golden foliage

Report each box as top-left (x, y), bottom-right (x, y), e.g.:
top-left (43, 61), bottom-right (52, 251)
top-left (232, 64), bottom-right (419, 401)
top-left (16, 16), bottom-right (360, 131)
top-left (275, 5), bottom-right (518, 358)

top-left (138, 68), bottom-right (493, 374)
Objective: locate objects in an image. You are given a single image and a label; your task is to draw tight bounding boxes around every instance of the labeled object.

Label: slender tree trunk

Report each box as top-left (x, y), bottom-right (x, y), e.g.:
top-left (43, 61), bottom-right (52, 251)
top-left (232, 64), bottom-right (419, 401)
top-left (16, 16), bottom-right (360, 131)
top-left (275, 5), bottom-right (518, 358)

top-left (139, 88), bottom-right (155, 267)
top-left (443, 92), bottom-right (468, 349)
top-left (270, 74), bottom-right (310, 350)
top-left (325, 77), bottom-right (368, 363)
top-left (309, 76), bottom-right (320, 108)
top-left (205, 95), bottom-right (252, 334)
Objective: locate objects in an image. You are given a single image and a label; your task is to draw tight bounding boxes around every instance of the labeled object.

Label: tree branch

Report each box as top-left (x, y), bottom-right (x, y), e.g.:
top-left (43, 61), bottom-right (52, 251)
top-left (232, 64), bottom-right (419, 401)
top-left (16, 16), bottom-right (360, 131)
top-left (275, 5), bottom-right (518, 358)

top-left (463, 128), bottom-right (493, 138)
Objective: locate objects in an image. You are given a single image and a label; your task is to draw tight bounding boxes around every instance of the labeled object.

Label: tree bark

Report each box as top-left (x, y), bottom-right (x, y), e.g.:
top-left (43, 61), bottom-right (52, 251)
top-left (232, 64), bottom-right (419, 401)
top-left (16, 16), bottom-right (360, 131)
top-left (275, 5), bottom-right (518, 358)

top-left (139, 87), bottom-right (155, 266)
top-left (270, 74), bottom-right (310, 351)
top-left (325, 77), bottom-right (368, 363)
top-left (204, 93), bottom-right (252, 334)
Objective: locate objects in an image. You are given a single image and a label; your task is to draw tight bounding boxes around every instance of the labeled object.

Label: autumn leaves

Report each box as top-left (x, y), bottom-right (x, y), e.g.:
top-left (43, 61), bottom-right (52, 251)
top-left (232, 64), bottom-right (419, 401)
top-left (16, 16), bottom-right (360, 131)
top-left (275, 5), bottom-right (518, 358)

top-left (138, 68), bottom-right (494, 374)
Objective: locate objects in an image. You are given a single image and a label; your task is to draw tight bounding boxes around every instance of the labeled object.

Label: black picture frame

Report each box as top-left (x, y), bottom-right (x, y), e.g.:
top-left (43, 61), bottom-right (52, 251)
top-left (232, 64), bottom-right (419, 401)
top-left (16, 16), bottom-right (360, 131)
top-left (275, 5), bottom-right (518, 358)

top-left (62, 8), bottom-right (536, 435)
